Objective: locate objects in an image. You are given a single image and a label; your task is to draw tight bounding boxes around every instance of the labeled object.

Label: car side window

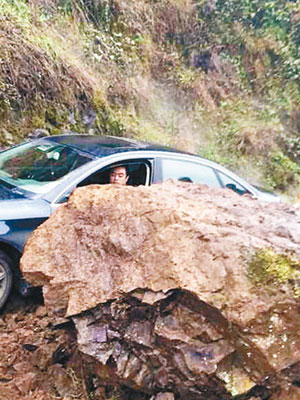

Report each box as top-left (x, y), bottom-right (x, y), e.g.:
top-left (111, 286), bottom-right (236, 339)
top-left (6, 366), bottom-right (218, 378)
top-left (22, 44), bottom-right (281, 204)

top-left (77, 162), bottom-right (149, 187)
top-left (160, 158), bottom-right (221, 187)
top-left (217, 171), bottom-right (250, 195)
top-left (57, 161), bottom-right (150, 204)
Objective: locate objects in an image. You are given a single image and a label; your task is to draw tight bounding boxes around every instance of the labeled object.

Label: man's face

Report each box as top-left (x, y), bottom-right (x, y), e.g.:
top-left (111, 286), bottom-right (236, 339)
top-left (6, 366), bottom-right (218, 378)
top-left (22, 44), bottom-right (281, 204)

top-left (109, 166), bottom-right (129, 185)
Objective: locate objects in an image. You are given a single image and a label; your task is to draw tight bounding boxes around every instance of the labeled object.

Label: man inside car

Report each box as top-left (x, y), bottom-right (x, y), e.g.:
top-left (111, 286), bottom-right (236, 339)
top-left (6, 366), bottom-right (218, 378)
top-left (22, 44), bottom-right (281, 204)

top-left (109, 166), bottom-right (129, 185)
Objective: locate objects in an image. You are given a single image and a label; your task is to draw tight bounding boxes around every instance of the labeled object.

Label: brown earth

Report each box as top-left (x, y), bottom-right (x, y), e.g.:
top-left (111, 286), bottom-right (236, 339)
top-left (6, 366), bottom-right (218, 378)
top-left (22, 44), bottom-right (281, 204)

top-left (0, 295), bottom-right (183, 400)
top-left (1, 296), bottom-right (300, 400)
top-left (0, 294), bottom-right (87, 400)
top-left (0, 295), bottom-right (144, 400)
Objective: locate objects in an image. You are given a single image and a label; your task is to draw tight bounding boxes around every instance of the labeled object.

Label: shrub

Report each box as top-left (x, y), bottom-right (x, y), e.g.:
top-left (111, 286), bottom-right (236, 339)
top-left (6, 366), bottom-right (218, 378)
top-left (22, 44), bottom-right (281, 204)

top-left (265, 150), bottom-right (300, 191)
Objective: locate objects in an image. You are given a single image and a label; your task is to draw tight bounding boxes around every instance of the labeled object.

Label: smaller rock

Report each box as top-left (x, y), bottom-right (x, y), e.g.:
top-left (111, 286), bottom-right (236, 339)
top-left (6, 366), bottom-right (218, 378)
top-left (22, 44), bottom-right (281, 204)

top-left (48, 364), bottom-right (84, 398)
top-left (150, 393), bottom-right (175, 400)
top-left (36, 306), bottom-right (48, 318)
top-left (22, 343), bottom-right (38, 352)
top-left (12, 371), bottom-right (37, 395)
top-left (52, 343), bottom-right (72, 365)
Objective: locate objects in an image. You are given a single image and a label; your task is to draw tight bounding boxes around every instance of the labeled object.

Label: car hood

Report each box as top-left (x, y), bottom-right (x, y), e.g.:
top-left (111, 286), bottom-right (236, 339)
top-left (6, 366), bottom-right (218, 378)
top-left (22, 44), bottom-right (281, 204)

top-left (0, 181), bottom-right (26, 200)
top-left (0, 196), bottom-right (51, 221)
top-left (252, 185), bottom-right (281, 202)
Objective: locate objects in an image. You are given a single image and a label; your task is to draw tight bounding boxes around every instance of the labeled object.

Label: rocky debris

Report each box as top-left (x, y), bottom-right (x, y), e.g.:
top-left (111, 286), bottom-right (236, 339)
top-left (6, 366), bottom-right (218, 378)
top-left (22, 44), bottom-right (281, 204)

top-left (72, 290), bottom-right (235, 399)
top-left (0, 297), bottom-right (150, 400)
top-left (21, 182), bottom-right (300, 399)
top-left (0, 297), bottom-right (87, 400)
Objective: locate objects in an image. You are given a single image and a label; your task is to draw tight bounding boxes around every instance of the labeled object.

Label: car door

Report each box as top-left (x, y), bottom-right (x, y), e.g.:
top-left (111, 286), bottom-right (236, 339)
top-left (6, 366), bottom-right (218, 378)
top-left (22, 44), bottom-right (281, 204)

top-left (52, 157), bottom-right (153, 205)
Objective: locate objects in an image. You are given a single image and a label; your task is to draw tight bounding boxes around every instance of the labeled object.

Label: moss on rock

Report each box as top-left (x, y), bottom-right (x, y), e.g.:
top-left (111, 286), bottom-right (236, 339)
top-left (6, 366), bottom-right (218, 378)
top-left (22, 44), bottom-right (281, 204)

top-left (248, 248), bottom-right (300, 296)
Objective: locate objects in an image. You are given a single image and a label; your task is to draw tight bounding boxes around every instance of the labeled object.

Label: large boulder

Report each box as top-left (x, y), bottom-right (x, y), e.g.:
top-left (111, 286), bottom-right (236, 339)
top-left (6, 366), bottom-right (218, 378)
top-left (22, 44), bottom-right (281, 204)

top-left (21, 182), bottom-right (300, 399)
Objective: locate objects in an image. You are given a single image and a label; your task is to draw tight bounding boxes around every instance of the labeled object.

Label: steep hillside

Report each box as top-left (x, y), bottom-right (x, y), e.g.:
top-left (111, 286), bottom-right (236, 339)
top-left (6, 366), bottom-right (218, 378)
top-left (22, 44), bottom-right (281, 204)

top-left (1, 0), bottom-right (300, 198)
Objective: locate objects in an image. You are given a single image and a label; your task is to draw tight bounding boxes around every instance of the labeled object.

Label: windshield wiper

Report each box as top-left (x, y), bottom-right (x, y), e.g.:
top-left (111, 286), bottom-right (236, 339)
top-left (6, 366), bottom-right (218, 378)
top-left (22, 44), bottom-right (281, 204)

top-left (0, 177), bottom-right (27, 196)
top-left (0, 177), bottom-right (15, 188)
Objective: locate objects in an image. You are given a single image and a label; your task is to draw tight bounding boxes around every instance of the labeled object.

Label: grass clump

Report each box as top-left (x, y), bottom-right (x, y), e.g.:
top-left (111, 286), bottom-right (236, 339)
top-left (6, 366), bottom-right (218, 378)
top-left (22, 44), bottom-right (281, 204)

top-left (264, 150), bottom-right (300, 191)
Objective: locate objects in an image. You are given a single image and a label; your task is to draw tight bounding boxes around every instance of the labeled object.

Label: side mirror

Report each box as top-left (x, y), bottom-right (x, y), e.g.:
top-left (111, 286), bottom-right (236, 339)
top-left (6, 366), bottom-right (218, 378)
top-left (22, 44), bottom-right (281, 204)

top-left (225, 183), bottom-right (245, 195)
top-left (178, 177), bottom-right (193, 183)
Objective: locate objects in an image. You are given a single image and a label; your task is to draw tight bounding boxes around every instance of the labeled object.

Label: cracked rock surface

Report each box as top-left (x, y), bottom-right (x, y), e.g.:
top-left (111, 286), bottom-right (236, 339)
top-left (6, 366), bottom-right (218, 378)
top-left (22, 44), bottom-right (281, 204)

top-left (21, 182), bottom-right (300, 399)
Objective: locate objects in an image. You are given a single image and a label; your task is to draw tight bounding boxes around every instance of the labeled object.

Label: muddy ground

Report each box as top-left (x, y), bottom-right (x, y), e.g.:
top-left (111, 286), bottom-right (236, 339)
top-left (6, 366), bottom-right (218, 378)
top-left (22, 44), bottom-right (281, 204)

top-left (0, 292), bottom-right (150, 400)
top-left (1, 291), bottom-right (300, 400)
top-left (0, 291), bottom-right (91, 400)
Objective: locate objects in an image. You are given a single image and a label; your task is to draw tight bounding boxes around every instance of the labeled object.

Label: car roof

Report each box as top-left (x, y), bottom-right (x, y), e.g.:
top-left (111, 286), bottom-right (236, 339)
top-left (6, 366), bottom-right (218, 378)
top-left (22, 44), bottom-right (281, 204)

top-left (45, 134), bottom-right (184, 158)
top-left (31, 134), bottom-right (280, 202)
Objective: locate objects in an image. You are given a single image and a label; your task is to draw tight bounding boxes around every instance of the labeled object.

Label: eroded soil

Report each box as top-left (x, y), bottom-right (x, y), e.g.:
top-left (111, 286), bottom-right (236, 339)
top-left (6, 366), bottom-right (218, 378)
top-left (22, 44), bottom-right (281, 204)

top-left (0, 293), bottom-right (150, 400)
top-left (0, 292), bottom-right (89, 400)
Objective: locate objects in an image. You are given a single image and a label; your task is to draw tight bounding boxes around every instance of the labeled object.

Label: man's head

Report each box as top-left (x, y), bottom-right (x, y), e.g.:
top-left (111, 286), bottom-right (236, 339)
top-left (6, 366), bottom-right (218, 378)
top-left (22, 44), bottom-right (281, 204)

top-left (109, 166), bottom-right (129, 185)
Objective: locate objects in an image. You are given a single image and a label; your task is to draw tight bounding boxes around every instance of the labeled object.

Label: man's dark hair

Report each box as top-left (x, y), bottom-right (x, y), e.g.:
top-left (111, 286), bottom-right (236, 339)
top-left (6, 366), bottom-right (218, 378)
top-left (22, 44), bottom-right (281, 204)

top-left (111, 165), bottom-right (129, 175)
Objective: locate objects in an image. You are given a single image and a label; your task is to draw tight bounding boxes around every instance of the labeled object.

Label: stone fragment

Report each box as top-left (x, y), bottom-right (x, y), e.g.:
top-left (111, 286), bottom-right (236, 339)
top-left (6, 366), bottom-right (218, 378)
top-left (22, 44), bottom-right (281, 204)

top-left (150, 392), bottom-right (175, 400)
top-left (12, 372), bottom-right (37, 395)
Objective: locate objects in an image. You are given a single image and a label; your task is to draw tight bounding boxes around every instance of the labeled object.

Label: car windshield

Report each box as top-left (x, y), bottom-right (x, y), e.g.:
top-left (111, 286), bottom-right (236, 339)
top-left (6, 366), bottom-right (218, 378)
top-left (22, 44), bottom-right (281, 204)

top-left (0, 140), bottom-right (92, 194)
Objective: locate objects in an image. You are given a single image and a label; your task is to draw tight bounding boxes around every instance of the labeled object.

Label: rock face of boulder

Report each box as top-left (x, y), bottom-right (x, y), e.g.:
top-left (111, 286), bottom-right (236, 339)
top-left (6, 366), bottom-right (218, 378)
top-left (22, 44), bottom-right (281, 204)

top-left (21, 182), bottom-right (300, 399)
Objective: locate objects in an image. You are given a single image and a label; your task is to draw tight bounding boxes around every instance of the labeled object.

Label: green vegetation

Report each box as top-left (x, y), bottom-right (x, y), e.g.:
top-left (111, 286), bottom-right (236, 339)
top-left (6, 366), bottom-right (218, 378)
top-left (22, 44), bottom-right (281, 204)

top-left (248, 248), bottom-right (300, 296)
top-left (1, 0), bottom-right (300, 199)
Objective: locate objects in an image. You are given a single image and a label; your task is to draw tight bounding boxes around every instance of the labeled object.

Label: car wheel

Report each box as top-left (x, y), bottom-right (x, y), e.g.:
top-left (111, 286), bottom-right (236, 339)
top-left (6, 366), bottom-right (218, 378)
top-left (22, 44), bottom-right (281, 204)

top-left (0, 251), bottom-right (13, 310)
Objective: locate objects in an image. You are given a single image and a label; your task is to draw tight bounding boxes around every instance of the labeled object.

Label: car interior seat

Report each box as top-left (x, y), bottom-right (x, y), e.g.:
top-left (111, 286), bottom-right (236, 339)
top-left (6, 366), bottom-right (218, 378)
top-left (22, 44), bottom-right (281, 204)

top-left (127, 164), bottom-right (146, 186)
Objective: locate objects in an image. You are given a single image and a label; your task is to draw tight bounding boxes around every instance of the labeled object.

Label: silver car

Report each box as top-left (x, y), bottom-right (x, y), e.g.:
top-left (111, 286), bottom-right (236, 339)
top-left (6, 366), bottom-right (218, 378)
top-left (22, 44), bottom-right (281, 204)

top-left (0, 134), bottom-right (280, 310)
